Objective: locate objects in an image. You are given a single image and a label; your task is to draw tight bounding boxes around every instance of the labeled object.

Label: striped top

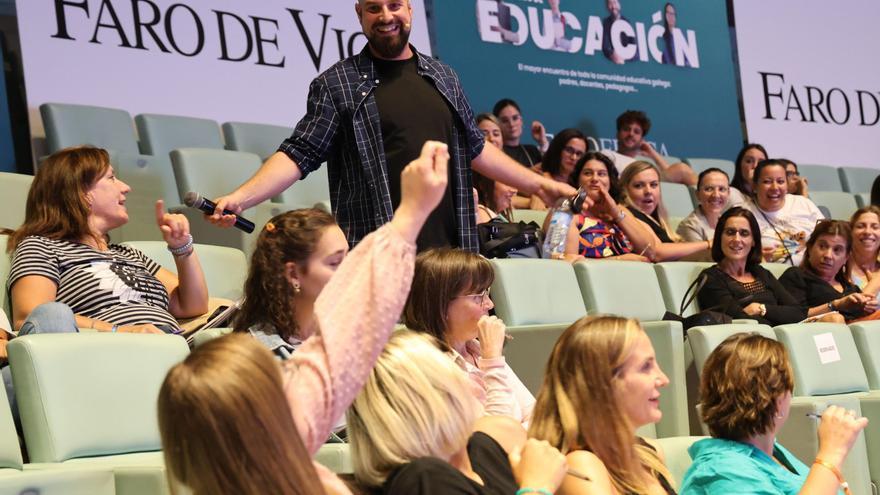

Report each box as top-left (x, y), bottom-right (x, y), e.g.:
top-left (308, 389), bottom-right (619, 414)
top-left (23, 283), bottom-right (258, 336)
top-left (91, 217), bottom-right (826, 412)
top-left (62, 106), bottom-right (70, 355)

top-left (7, 236), bottom-right (179, 331)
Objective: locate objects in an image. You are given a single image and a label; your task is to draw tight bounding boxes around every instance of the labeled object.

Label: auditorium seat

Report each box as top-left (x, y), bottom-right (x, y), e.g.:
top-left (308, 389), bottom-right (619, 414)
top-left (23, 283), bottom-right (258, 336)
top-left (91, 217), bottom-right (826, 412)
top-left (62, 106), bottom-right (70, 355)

top-left (9, 333), bottom-right (189, 495)
top-left (761, 262), bottom-right (794, 279)
top-left (687, 323), bottom-right (775, 376)
top-left (654, 262), bottom-right (714, 318)
top-left (574, 260), bottom-right (687, 437)
top-left (222, 121), bottom-right (291, 161)
top-left (0, 234), bottom-right (12, 316)
top-left (489, 259), bottom-right (585, 395)
top-left (275, 165), bottom-right (332, 212)
top-left (850, 321), bottom-right (880, 390)
top-left (40, 103), bottom-right (140, 155)
top-left (512, 209), bottom-right (548, 227)
top-left (121, 241), bottom-right (247, 301)
top-left (774, 323), bottom-right (874, 493)
top-left (839, 166), bottom-right (878, 194)
top-left (809, 191), bottom-right (859, 220)
top-left (315, 443), bottom-right (353, 474)
top-left (636, 155), bottom-right (680, 167)
top-left (856, 193), bottom-right (872, 208)
top-left (0, 172), bottom-right (30, 232)
top-left (655, 436), bottom-right (707, 488)
top-left (798, 164), bottom-right (843, 192)
top-left (660, 182), bottom-right (695, 219)
top-left (169, 148), bottom-right (298, 256)
top-left (683, 158), bottom-right (735, 178)
top-left (135, 113), bottom-right (225, 157)
top-left (190, 327), bottom-right (233, 348)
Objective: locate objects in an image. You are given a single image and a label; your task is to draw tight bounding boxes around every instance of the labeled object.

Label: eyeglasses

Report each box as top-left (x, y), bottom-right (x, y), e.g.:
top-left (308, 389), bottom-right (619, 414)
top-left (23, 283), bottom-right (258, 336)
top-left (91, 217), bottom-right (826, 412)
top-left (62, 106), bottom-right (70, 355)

top-left (456, 289), bottom-right (491, 305)
top-left (786, 171), bottom-right (799, 178)
top-left (563, 146), bottom-right (585, 159)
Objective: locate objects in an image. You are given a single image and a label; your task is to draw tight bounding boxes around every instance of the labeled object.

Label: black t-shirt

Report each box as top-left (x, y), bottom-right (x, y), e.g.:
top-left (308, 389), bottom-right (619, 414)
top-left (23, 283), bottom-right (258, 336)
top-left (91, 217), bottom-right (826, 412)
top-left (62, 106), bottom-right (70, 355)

top-left (382, 432), bottom-right (517, 495)
top-left (372, 54), bottom-right (457, 251)
top-left (502, 144), bottom-right (542, 168)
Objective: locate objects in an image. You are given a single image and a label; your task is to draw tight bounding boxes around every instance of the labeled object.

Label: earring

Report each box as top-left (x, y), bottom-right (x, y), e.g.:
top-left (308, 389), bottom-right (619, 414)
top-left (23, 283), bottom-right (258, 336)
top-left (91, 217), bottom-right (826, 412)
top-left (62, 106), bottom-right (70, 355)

top-left (293, 283), bottom-right (301, 294)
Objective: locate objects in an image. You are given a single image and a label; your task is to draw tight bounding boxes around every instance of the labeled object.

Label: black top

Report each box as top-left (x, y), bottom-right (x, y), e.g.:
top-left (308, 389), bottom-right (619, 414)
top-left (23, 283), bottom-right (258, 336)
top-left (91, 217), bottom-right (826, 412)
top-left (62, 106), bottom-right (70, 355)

top-left (373, 54), bottom-right (456, 251)
top-left (382, 432), bottom-right (517, 495)
top-left (631, 208), bottom-right (674, 243)
top-left (502, 144), bottom-right (542, 168)
top-left (779, 267), bottom-right (863, 320)
top-left (696, 265), bottom-right (807, 326)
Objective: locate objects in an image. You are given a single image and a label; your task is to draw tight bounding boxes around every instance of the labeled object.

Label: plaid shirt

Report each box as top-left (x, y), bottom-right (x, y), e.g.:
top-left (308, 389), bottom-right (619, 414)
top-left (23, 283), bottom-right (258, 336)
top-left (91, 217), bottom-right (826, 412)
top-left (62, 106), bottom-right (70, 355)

top-left (278, 46), bottom-right (485, 251)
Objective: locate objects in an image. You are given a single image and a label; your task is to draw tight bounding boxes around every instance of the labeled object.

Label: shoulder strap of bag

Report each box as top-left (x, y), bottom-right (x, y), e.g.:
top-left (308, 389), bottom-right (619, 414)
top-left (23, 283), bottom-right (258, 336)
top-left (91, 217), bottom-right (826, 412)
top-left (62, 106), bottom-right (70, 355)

top-left (679, 272), bottom-right (710, 315)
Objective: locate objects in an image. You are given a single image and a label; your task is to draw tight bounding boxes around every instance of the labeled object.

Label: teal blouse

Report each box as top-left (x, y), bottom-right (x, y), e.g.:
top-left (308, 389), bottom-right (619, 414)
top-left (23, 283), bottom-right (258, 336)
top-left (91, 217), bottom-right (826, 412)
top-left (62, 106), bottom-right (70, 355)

top-left (680, 438), bottom-right (815, 495)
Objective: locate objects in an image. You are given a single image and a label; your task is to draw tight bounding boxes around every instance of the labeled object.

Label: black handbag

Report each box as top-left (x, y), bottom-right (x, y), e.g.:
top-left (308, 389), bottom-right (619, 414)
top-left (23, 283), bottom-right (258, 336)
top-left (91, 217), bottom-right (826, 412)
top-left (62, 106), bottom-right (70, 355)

top-left (477, 217), bottom-right (543, 259)
top-left (663, 272), bottom-right (732, 332)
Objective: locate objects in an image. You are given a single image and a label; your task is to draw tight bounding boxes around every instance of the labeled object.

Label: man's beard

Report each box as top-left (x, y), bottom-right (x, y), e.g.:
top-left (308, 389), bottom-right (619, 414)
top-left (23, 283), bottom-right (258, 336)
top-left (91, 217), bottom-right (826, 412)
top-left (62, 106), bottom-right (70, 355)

top-left (367, 23), bottom-right (411, 59)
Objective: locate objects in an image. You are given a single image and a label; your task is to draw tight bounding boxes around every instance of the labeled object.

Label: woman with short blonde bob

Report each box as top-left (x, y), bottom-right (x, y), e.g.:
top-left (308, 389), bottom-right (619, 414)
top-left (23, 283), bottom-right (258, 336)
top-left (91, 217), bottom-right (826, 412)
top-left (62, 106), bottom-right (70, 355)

top-left (681, 333), bottom-right (867, 494)
top-left (529, 315), bottom-right (675, 494)
top-left (348, 330), bottom-right (567, 494)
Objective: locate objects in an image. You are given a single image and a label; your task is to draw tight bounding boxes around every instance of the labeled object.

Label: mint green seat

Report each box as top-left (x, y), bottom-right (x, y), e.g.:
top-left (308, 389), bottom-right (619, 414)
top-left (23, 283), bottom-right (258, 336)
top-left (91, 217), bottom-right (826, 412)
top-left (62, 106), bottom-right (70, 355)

top-left (761, 262), bottom-right (792, 279)
top-left (135, 114), bottom-right (224, 157)
top-left (275, 165), bottom-right (332, 212)
top-left (850, 321), bottom-right (880, 390)
top-left (190, 327), bottom-right (233, 348)
top-left (636, 155), bottom-right (681, 167)
top-left (856, 193), bottom-right (871, 208)
top-left (688, 324), bottom-right (775, 376)
top-left (40, 103), bottom-right (140, 155)
top-left (315, 443), bottom-right (352, 474)
top-left (655, 436), bottom-right (708, 488)
top-left (683, 158), bottom-right (735, 178)
top-left (169, 148), bottom-right (298, 256)
top-left (0, 234), bottom-right (12, 316)
top-left (9, 333), bottom-right (190, 495)
top-left (121, 242), bottom-right (246, 301)
top-left (774, 323), bottom-right (874, 494)
top-left (809, 191), bottom-right (858, 220)
top-left (222, 121), bottom-right (291, 161)
top-left (489, 259), bottom-right (585, 395)
top-left (660, 182), bottom-right (696, 218)
top-left (654, 262), bottom-right (714, 318)
top-left (511, 209), bottom-right (548, 227)
top-left (0, 172), bottom-right (32, 231)
top-left (839, 167), bottom-right (878, 194)
top-left (575, 260), bottom-right (687, 437)
top-left (799, 164), bottom-right (843, 192)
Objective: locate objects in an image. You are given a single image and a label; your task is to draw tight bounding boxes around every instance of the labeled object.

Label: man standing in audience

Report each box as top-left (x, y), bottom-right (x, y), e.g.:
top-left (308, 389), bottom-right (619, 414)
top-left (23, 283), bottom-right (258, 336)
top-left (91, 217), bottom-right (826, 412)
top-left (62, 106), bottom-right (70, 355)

top-left (210, 0), bottom-right (574, 252)
top-left (603, 110), bottom-right (697, 186)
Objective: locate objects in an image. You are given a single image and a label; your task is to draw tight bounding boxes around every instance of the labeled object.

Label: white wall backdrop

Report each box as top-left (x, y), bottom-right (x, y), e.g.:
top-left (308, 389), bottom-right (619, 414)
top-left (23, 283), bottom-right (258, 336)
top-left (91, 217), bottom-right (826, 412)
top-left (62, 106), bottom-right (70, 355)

top-left (734, 0), bottom-right (880, 168)
top-left (17, 0), bottom-right (430, 142)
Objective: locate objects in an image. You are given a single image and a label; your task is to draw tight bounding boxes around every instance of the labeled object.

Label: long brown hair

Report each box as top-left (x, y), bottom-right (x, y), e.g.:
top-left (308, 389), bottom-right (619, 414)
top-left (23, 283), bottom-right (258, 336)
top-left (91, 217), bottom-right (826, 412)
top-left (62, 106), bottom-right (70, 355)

top-left (6, 146), bottom-right (110, 252)
top-left (233, 209), bottom-right (337, 341)
top-left (529, 315), bottom-right (672, 494)
top-left (158, 333), bottom-right (325, 495)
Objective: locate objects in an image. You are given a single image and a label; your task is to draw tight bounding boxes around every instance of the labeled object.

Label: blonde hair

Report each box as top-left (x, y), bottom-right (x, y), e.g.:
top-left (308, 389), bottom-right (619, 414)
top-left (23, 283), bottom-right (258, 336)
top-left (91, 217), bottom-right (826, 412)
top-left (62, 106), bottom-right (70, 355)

top-left (618, 161), bottom-right (678, 241)
top-left (158, 333), bottom-right (324, 495)
top-left (347, 331), bottom-right (482, 487)
top-left (529, 315), bottom-right (673, 494)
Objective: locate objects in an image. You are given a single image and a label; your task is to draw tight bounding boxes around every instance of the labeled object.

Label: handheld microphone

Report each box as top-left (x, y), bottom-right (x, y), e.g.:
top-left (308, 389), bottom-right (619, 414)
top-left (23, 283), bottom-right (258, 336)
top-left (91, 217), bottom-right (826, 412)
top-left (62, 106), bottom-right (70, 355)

top-left (184, 192), bottom-right (255, 233)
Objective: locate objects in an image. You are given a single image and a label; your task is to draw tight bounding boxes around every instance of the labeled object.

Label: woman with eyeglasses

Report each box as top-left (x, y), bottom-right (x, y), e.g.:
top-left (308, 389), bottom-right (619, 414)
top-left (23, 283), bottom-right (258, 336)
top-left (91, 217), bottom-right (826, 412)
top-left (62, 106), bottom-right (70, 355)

top-left (781, 159), bottom-right (809, 197)
top-left (677, 168), bottom-right (731, 242)
top-left (403, 248), bottom-right (535, 424)
top-left (746, 159), bottom-right (824, 265)
top-left (696, 208), bottom-right (806, 326)
top-left (779, 220), bottom-right (880, 323)
top-left (528, 129), bottom-right (589, 210)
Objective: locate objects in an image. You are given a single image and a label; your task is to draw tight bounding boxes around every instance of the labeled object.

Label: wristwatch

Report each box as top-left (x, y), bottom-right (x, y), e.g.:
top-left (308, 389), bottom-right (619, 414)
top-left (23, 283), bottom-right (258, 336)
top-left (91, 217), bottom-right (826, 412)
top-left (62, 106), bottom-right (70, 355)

top-left (759, 304), bottom-right (767, 317)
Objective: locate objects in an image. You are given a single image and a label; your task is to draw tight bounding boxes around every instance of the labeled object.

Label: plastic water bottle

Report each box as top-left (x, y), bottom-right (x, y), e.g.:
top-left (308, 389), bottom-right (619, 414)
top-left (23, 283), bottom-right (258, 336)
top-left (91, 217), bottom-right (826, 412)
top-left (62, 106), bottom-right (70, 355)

top-left (542, 189), bottom-right (586, 259)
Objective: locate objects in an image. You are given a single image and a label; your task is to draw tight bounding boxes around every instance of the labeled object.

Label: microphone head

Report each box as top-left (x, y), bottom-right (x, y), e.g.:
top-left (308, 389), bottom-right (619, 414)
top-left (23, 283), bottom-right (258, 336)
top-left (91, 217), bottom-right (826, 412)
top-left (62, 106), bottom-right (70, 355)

top-left (183, 192), bottom-right (202, 208)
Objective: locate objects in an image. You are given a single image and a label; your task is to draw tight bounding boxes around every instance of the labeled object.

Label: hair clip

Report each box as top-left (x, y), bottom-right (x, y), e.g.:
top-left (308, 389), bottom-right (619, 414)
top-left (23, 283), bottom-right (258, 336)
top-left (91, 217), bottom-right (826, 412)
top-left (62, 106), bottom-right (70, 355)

top-left (265, 222), bottom-right (277, 233)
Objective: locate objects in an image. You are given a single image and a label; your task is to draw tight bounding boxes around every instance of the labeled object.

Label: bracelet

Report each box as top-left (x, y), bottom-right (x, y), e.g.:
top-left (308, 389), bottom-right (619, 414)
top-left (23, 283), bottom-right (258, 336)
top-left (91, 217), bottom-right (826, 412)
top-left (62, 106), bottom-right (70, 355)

top-left (813, 458), bottom-right (851, 495)
top-left (827, 301), bottom-right (835, 312)
top-left (111, 324), bottom-right (119, 333)
top-left (167, 234), bottom-right (194, 257)
top-left (516, 489), bottom-right (552, 495)
top-left (616, 209), bottom-right (626, 222)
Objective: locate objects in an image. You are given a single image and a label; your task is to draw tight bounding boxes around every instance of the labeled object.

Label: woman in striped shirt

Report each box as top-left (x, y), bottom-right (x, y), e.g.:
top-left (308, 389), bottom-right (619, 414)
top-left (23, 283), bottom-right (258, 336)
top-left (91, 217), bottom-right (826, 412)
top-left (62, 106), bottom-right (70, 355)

top-left (6, 146), bottom-right (208, 334)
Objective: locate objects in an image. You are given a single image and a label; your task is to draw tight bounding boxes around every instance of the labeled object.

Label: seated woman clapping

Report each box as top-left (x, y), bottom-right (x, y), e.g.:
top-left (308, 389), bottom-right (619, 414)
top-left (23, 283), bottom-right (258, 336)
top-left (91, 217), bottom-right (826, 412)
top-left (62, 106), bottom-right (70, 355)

top-left (696, 207), bottom-right (806, 326)
top-left (233, 209), bottom-right (348, 358)
top-left (779, 220), bottom-right (880, 323)
top-left (403, 248), bottom-right (535, 424)
top-left (348, 331), bottom-right (567, 494)
top-left (158, 140), bottom-right (457, 495)
top-left (529, 315), bottom-right (676, 494)
top-left (6, 146), bottom-right (208, 335)
top-left (681, 333), bottom-right (867, 495)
